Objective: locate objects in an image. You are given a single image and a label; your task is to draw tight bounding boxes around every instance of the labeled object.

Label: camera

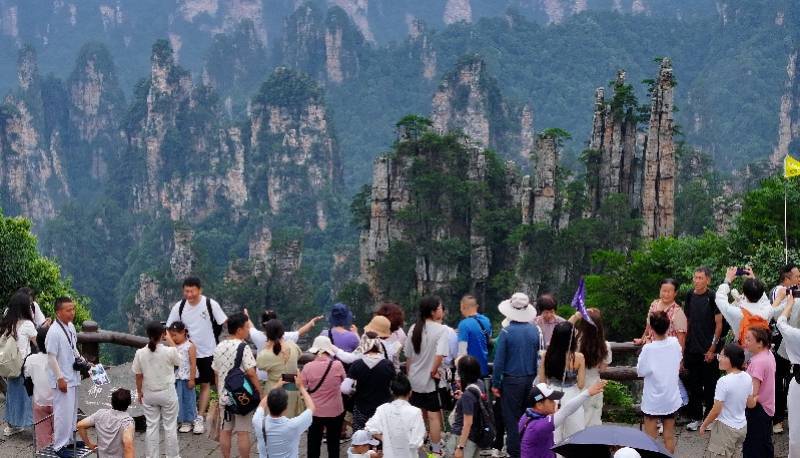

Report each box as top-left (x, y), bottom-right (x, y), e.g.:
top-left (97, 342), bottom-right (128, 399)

top-left (73, 356), bottom-right (92, 372)
top-left (735, 267), bottom-right (748, 276)
top-left (792, 288), bottom-right (800, 298)
top-left (281, 373), bottom-right (296, 384)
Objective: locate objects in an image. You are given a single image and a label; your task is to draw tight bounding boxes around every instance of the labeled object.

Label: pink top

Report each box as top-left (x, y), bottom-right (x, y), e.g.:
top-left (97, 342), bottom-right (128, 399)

top-left (746, 349), bottom-right (776, 416)
top-left (301, 356), bottom-right (346, 418)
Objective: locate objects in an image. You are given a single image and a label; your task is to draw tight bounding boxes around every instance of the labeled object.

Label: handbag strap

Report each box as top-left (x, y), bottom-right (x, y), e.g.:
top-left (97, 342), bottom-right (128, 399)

top-left (307, 358), bottom-right (334, 394)
top-left (262, 414), bottom-right (270, 458)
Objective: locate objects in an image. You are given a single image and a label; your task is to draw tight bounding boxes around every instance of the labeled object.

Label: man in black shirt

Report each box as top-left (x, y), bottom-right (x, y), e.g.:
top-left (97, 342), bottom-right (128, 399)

top-left (683, 266), bottom-right (723, 431)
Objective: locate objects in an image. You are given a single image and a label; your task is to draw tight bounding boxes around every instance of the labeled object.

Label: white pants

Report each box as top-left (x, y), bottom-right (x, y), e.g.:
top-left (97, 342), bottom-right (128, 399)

top-left (142, 387), bottom-right (180, 458)
top-left (790, 380), bottom-right (800, 458)
top-left (52, 386), bottom-right (78, 450)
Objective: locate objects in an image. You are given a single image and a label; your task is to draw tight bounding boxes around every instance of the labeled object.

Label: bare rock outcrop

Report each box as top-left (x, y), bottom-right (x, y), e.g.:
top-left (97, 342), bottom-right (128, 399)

top-left (641, 58), bottom-right (676, 239)
top-left (431, 55), bottom-right (535, 162)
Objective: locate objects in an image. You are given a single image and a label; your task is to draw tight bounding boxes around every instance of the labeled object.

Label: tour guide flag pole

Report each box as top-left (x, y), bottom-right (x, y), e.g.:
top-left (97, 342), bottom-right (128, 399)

top-left (784, 154), bottom-right (800, 263)
top-left (570, 278), bottom-right (595, 327)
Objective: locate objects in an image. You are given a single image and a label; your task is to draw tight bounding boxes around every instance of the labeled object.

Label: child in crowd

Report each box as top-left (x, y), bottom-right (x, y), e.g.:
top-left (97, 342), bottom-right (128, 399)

top-left (347, 429), bottom-right (381, 457)
top-left (518, 380), bottom-right (607, 457)
top-left (700, 343), bottom-right (752, 457)
top-left (168, 321), bottom-right (198, 433)
top-left (636, 311), bottom-right (683, 454)
top-left (25, 327), bottom-right (53, 449)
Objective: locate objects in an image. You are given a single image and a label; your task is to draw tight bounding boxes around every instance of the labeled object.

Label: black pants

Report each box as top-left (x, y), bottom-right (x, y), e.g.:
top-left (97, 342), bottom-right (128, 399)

top-left (492, 393), bottom-right (505, 450)
top-left (743, 403), bottom-right (774, 458)
top-left (307, 413), bottom-right (344, 458)
top-left (774, 351), bottom-right (791, 424)
top-left (683, 352), bottom-right (720, 420)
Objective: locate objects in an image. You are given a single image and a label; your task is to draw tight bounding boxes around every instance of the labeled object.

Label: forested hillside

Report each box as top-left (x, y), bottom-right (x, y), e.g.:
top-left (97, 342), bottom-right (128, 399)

top-left (1, 0), bottom-right (799, 339)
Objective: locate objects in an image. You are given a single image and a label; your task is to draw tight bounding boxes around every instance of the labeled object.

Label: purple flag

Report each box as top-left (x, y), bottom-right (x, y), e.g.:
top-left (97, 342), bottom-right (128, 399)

top-left (571, 278), bottom-right (596, 327)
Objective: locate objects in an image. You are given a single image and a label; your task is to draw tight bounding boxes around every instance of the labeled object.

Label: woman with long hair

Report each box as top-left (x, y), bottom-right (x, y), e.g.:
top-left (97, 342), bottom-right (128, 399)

top-left (571, 308), bottom-right (611, 426)
top-left (132, 321), bottom-right (181, 458)
top-left (447, 355), bottom-right (484, 458)
top-left (375, 302), bottom-right (406, 347)
top-left (538, 321), bottom-right (586, 445)
top-left (402, 296), bottom-right (449, 455)
top-left (256, 319), bottom-right (303, 418)
top-left (1, 292), bottom-right (37, 436)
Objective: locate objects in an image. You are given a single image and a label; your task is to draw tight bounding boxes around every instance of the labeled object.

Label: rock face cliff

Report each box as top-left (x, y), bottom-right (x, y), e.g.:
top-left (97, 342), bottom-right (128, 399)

top-left (281, 4), bottom-right (365, 85)
top-left (521, 133), bottom-right (558, 226)
top-left (586, 71), bottom-right (641, 215)
top-left (772, 50), bottom-right (800, 166)
top-left (640, 58), bottom-right (676, 239)
top-left (359, 118), bottom-right (518, 304)
top-left (431, 56), bottom-right (534, 162)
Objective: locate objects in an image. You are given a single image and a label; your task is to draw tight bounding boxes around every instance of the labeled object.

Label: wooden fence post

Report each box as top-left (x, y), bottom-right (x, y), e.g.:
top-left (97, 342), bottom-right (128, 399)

top-left (80, 320), bottom-right (100, 364)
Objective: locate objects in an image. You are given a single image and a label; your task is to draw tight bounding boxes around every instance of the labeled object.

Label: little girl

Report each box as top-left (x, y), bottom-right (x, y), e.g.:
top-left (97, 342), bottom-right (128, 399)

top-left (168, 321), bottom-right (198, 433)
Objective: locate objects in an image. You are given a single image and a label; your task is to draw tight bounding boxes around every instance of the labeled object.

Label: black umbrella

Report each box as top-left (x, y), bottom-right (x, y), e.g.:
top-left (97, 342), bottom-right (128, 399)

top-left (552, 425), bottom-right (673, 458)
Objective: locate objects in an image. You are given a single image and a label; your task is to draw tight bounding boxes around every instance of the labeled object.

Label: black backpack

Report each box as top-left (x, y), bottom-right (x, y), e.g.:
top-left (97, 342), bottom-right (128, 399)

top-left (223, 343), bottom-right (260, 416)
top-left (466, 385), bottom-right (496, 449)
top-left (471, 315), bottom-right (493, 353)
top-left (180, 297), bottom-right (223, 343)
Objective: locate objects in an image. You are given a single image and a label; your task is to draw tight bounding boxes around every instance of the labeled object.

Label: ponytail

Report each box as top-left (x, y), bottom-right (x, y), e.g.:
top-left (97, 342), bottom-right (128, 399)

top-left (265, 319), bottom-right (285, 356)
top-left (411, 296), bottom-right (441, 354)
top-left (145, 321), bottom-right (165, 352)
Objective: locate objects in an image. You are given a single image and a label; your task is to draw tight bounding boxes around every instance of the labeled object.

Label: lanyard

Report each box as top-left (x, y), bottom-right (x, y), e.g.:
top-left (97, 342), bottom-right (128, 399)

top-left (57, 320), bottom-right (76, 350)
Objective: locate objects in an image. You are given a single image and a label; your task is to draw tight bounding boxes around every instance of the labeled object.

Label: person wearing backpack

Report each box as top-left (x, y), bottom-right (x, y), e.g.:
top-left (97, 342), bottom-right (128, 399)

top-left (447, 355), bottom-right (493, 457)
top-left (166, 276), bottom-right (227, 434)
top-left (133, 321), bottom-right (181, 458)
top-left (1, 292), bottom-right (37, 436)
top-left (302, 335), bottom-right (347, 458)
top-left (518, 380), bottom-right (607, 458)
top-left (457, 295), bottom-right (492, 378)
top-left (211, 312), bottom-right (262, 458)
top-left (715, 267), bottom-right (783, 346)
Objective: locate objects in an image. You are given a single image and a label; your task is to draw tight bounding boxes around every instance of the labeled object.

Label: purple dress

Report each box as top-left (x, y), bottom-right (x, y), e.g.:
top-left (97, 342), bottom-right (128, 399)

top-left (518, 409), bottom-right (556, 458)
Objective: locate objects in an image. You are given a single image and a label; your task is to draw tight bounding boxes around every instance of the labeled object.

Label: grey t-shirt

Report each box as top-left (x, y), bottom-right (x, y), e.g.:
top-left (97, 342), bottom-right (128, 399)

top-left (84, 409), bottom-right (134, 458)
top-left (403, 320), bottom-right (450, 394)
top-left (452, 383), bottom-right (483, 436)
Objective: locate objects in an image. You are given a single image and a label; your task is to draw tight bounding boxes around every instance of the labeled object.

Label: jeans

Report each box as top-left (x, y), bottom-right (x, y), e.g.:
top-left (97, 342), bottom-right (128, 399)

top-left (4, 376), bottom-right (32, 427)
top-left (500, 374), bottom-right (534, 458)
top-left (683, 352), bottom-right (719, 420)
top-left (142, 387), bottom-right (180, 458)
top-left (176, 379), bottom-right (197, 423)
top-left (743, 403), bottom-right (773, 458)
top-left (307, 413), bottom-right (344, 458)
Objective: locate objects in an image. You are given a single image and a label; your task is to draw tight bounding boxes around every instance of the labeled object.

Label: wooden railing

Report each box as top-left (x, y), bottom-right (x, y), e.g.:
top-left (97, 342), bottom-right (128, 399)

top-left (76, 321), bottom-right (643, 381)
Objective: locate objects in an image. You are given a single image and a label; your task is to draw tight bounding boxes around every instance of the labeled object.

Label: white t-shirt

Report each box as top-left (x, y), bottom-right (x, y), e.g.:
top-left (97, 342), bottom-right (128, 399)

top-left (25, 353), bottom-right (53, 406)
top-left (714, 370), bottom-right (752, 429)
top-left (15, 319), bottom-right (37, 357)
top-left (636, 336), bottom-right (683, 415)
top-left (166, 296), bottom-right (227, 358)
top-left (45, 320), bottom-right (80, 388)
top-left (403, 320), bottom-right (450, 394)
top-left (132, 344), bottom-right (181, 393)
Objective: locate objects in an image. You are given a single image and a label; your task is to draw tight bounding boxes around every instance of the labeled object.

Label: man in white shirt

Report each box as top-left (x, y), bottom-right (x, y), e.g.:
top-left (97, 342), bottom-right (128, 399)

top-left (166, 276), bottom-right (227, 434)
top-left (45, 297), bottom-right (83, 456)
top-left (366, 374), bottom-right (427, 458)
top-left (715, 267), bottom-right (783, 342)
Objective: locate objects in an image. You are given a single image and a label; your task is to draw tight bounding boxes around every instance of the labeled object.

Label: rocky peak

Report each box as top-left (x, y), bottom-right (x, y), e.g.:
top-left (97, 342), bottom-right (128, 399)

top-left (169, 227), bottom-right (196, 279)
top-left (641, 58), bottom-right (676, 239)
top-left (771, 49), bottom-right (799, 167)
top-left (17, 44), bottom-right (39, 92)
top-left (249, 67), bottom-right (341, 230)
top-left (443, 0), bottom-right (472, 24)
top-left (331, 0), bottom-right (374, 44)
top-left (408, 19), bottom-right (437, 80)
top-left (431, 55), bottom-right (535, 162)
top-left (521, 132), bottom-right (559, 225)
top-left (324, 6), bottom-right (365, 83)
top-left (586, 70), bottom-right (640, 215)
top-left (68, 43), bottom-right (124, 142)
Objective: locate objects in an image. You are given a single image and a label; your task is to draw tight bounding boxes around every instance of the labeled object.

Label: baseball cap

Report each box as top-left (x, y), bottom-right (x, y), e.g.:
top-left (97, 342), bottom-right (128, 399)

top-left (530, 383), bottom-right (564, 402)
top-left (351, 430), bottom-right (379, 446)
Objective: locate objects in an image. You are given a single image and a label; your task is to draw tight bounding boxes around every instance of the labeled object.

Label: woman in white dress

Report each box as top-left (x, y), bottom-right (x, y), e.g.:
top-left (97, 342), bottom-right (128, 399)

top-left (571, 308), bottom-right (612, 426)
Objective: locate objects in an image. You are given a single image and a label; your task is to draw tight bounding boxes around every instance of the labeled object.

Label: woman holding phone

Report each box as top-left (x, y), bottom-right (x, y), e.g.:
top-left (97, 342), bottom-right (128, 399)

top-left (256, 319), bottom-right (304, 418)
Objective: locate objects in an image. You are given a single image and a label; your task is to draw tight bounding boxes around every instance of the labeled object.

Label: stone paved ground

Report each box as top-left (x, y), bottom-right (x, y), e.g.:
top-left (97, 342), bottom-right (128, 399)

top-left (1, 401), bottom-right (790, 457)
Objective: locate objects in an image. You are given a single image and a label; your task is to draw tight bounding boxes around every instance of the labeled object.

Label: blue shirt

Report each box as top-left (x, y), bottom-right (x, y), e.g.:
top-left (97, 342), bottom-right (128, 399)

top-left (492, 321), bottom-right (540, 387)
top-left (253, 407), bottom-right (313, 457)
top-left (457, 314), bottom-right (492, 376)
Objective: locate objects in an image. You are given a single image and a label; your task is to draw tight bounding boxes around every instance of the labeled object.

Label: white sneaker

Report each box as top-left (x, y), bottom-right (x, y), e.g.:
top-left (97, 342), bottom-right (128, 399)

top-left (774, 423), bottom-right (784, 434)
top-left (192, 417), bottom-right (205, 435)
top-left (685, 420), bottom-right (701, 431)
top-left (491, 449), bottom-right (507, 458)
top-left (179, 423), bottom-right (193, 433)
top-left (3, 425), bottom-right (24, 436)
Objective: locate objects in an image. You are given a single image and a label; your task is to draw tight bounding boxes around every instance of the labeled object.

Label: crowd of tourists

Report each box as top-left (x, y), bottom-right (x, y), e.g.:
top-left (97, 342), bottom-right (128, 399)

top-left (2, 265), bottom-right (800, 458)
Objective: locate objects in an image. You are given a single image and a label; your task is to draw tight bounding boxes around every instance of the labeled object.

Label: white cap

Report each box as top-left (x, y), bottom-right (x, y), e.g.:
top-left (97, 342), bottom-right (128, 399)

top-left (351, 430), bottom-right (379, 446)
top-left (613, 447), bottom-right (642, 458)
